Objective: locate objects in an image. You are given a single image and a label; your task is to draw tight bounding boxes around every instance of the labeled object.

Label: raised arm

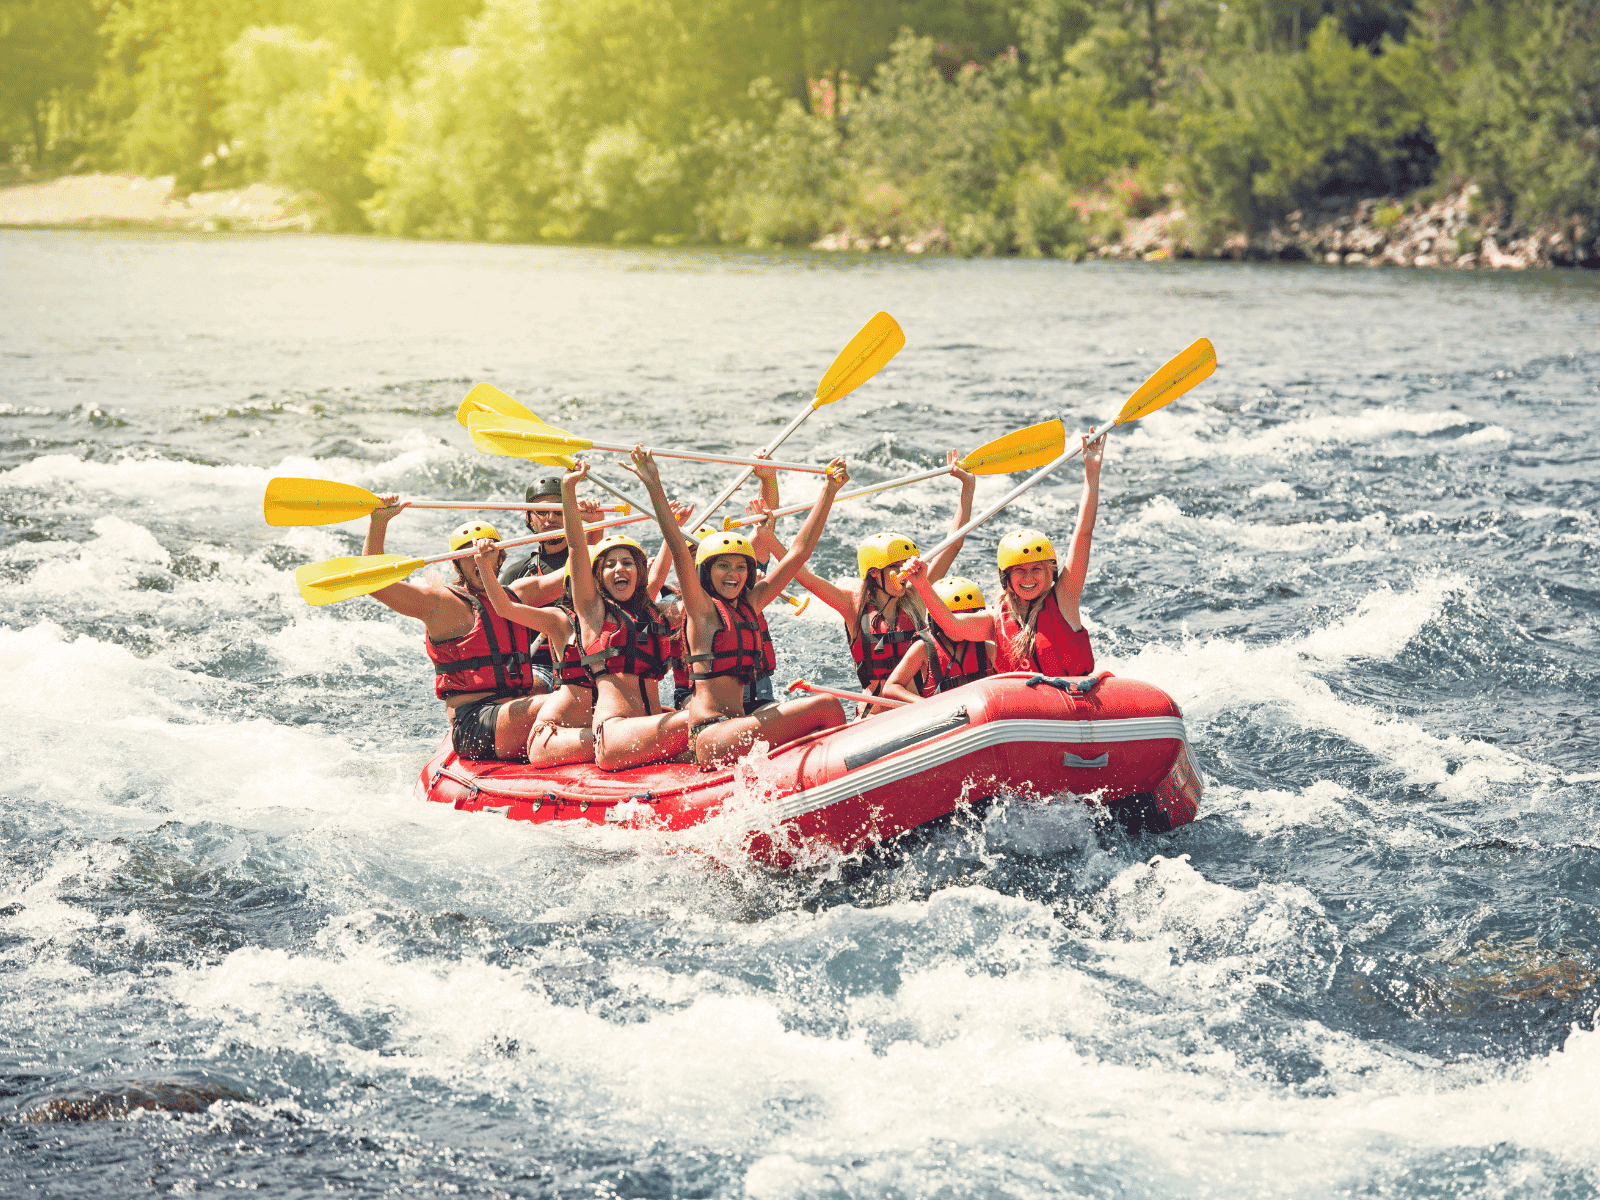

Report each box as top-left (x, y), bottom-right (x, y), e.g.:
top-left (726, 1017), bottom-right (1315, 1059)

top-left (759, 521), bottom-right (858, 621)
top-left (577, 497), bottom-right (610, 546)
top-left (647, 499), bottom-right (693, 600)
top-left (361, 495), bottom-right (445, 623)
top-left (562, 464), bottom-right (600, 620)
top-left (1055, 430), bottom-right (1102, 629)
top-left (750, 459), bottom-right (848, 609)
top-left (474, 541), bottom-right (570, 638)
top-left (902, 557), bottom-right (995, 643)
top-left (624, 447), bottom-right (701, 610)
top-left (926, 449), bottom-right (976, 583)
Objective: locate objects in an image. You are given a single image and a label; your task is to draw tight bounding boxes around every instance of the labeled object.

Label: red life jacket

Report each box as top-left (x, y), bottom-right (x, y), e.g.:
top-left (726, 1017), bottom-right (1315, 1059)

top-left (686, 595), bottom-right (776, 685)
top-left (851, 599), bottom-right (923, 690)
top-left (919, 631), bottom-right (993, 697)
top-left (555, 637), bottom-right (594, 691)
top-left (579, 600), bottom-right (672, 681)
top-left (995, 592), bottom-right (1094, 676)
top-left (427, 586), bottom-right (536, 699)
top-left (668, 626), bottom-right (691, 692)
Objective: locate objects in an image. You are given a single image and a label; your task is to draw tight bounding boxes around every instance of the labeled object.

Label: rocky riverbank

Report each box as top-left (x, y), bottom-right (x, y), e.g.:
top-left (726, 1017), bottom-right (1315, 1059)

top-left (815, 185), bottom-right (1599, 270)
top-left (0, 173), bottom-right (316, 233)
top-left (7, 172), bottom-right (1592, 271)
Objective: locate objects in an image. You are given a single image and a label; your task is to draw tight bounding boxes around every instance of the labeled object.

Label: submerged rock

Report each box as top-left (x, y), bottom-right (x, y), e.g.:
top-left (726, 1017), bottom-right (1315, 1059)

top-left (15, 1078), bottom-right (251, 1123)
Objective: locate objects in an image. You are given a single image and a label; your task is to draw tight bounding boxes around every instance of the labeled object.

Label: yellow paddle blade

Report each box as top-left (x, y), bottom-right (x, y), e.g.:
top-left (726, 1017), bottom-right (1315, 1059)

top-left (812, 311), bottom-right (905, 408)
top-left (264, 477), bottom-right (386, 526)
top-left (1115, 338), bottom-right (1216, 426)
top-left (294, 554), bottom-right (426, 606)
top-left (528, 452), bottom-right (580, 469)
top-left (467, 412), bottom-right (594, 459)
top-left (957, 420), bottom-right (1066, 475)
top-left (457, 386), bottom-right (577, 466)
top-left (456, 382), bottom-right (539, 428)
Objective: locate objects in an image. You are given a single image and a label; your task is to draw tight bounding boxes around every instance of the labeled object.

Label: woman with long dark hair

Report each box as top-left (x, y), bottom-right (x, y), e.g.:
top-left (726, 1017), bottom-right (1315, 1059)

top-left (903, 431), bottom-right (1103, 677)
top-left (771, 451), bottom-right (974, 706)
top-left (559, 462), bottom-right (689, 771)
top-left (632, 447), bottom-right (851, 766)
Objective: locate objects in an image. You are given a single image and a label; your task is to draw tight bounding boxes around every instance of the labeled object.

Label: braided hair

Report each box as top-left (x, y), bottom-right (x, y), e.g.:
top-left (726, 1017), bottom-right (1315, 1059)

top-left (997, 564), bottom-right (1059, 666)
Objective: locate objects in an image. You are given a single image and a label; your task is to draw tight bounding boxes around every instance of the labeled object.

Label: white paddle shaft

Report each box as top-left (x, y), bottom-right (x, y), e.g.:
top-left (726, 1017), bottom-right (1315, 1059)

top-left (723, 465), bottom-right (952, 528)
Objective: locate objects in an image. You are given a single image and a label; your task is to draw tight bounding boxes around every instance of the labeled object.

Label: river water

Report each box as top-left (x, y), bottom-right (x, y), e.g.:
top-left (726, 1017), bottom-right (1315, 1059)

top-left (1, 229), bottom-right (1597, 1197)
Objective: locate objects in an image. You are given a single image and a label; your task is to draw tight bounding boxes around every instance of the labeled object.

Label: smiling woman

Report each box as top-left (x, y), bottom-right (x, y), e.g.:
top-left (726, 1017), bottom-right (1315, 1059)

top-left (634, 445), bottom-right (853, 767)
top-left (905, 429), bottom-right (1105, 677)
top-left (562, 459), bottom-right (688, 771)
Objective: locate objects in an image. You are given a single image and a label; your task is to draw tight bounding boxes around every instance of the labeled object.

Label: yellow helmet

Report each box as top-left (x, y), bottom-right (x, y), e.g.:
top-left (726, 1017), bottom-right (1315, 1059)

top-left (592, 534), bottom-right (648, 568)
top-left (692, 524), bottom-right (722, 542)
top-left (695, 530), bottom-right (757, 567)
top-left (996, 528), bottom-right (1056, 572)
top-left (449, 521), bottom-right (502, 551)
top-left (857, 532), bottom-right (919, 578)
top-left (934, 575), bottom-right (986, 612)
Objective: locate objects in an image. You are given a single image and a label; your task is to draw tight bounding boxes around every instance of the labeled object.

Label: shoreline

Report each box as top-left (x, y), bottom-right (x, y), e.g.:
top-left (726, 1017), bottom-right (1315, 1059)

top-left (0, 173), bottom-right (316, 234)
top-left (4, 173), bottom-right (1594, 273)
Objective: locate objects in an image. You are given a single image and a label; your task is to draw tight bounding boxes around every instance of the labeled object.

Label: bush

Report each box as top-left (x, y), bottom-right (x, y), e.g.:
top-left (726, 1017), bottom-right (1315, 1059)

top-left (1011, 171), bottom-right (1085, 257)
top-left (1414, 0), bottom-right (1600, 231)
top-left (1176, 18), bottom-right (1436, 234)
top-left (222, 28), bottom-right (384, 230)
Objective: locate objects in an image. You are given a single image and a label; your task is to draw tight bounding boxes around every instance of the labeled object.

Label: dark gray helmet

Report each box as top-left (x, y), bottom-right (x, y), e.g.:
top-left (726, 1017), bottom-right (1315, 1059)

top-left (525, 476), bottom-right (565, 503)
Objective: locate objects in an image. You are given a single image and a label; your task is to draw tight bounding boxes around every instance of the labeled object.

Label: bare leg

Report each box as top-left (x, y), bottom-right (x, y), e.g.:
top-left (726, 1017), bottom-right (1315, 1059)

top-left (594, 709), bottom-right (693, 772)
top-left (693, 696), bottom-right (845, 767)
top-left (526, 721), bottom-right (595, 767)
top-left (493, 693), bottom-right (550, 760)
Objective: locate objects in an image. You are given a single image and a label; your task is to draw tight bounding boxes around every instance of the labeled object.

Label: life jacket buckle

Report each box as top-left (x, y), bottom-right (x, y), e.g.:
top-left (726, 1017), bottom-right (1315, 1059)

top-left (1026, 671), bottom-right (1112, 695)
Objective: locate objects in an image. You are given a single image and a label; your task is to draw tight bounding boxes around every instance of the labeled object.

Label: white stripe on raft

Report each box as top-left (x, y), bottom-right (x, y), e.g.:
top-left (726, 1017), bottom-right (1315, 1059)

top-left (763, 714), bottom-right (1189, 824)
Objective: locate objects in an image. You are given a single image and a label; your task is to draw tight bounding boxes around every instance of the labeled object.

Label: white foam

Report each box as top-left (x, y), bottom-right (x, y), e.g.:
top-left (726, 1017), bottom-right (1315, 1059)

top-left (1456, 424), bottom-right (1513, 446)
top-left (0, 433), bottom-right (465, 516)
top-left (147, 880), bottom-right (1600, 1194)
top-left (1107, 577), bottom-right (1537, 804)
top-left (1128, 405), bottom-right (1487, 464)
top-left (1125, 496), bottom-right (1395, 555)
top-left (1249, 480), bottom-right (1296, 502)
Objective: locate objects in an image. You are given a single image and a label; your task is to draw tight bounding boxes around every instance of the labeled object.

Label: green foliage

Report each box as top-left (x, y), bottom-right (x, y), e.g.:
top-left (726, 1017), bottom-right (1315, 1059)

top-left (365, 0), bottom-right (555, 239)
top-left (1413, 0), bottom-right (1600, 228)
top-left (705, 83), bottom-right (845, 246)
top-left (3, 0), bottom-right (1591, 253)
top-left (1373, 202), bottom-right (1403, 227)
top-left (0, 0), bottom-right (99, 163)
top-left (843, 32), bottom-right (1022, 237)
top-left (1176, 17), bottom-right (1435, 234)
top-left (222, 27), bottom-right (384, 228)
top-left (1011, 171), bottom-right (1085, 256)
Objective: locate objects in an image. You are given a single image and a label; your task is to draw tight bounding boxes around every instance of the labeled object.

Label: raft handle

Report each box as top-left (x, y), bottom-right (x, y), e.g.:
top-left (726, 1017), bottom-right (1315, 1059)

top-left (1026, 671), bottom-right (1112, 696)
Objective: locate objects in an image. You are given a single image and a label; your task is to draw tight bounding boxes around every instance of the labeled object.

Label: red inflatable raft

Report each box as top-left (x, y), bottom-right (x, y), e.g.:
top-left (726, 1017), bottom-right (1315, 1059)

top-left (415, 671), bottom-right (1201, 866)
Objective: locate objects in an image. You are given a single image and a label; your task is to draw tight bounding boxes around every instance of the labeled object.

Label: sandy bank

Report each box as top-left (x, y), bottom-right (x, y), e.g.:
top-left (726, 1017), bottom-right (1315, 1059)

top-left (0, 173), bottom-right (318, 233)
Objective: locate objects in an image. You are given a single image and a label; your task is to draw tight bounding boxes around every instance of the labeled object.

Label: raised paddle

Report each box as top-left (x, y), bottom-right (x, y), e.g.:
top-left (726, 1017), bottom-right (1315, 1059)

top-left (719, 420), bottom-right (1066, 530)
top-left (293, 512), bottom-right (651, 607)
top-left (905, 338), bottom-right (1216, 573)
top-left (467, 411), bottom-right (830, 474)
top-left (692, 311), bottom-right (904, 528)
top-left (263, 477), bottom-right (628, 527)
top-left (788, 678), bottom-right (908, 709)
top-left (456, 385), bottom-right (811, 611)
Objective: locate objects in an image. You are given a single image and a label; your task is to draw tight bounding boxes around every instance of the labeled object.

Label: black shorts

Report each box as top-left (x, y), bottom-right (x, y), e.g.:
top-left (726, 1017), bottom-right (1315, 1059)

top-left (451, 696), bottom-right (528, 762)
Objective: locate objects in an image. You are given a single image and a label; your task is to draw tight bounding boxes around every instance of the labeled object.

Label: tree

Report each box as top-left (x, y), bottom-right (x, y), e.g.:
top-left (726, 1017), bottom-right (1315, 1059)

top-left (0, 0), bottom-right (99, 164)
